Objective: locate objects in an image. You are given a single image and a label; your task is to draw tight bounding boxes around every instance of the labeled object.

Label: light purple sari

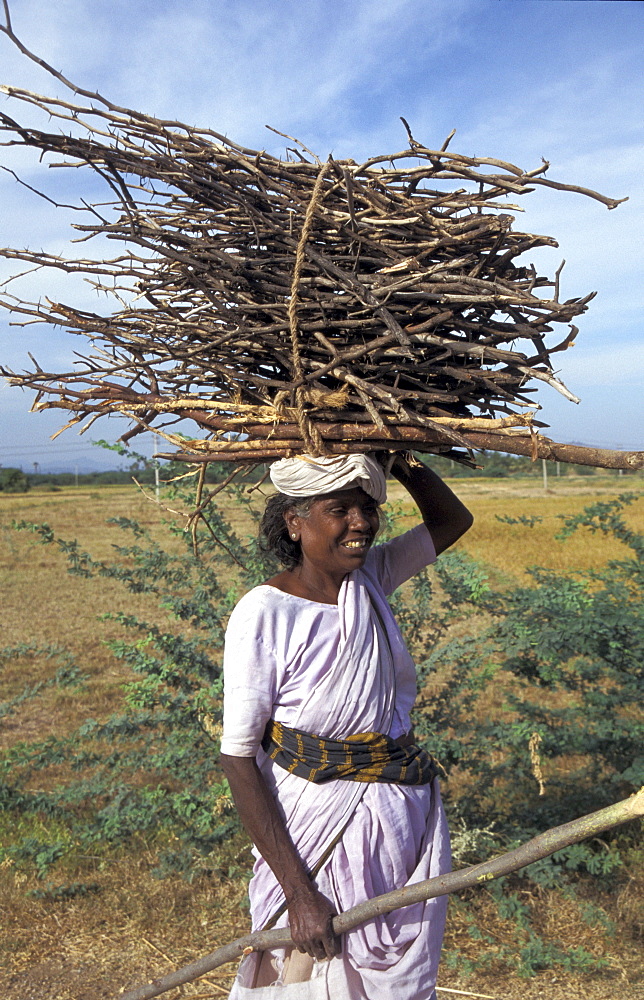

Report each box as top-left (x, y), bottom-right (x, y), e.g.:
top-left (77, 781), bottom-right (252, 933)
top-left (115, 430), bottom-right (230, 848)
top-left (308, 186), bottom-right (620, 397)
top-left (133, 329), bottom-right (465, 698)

top-left (222, 524), bottom-right (450, 999)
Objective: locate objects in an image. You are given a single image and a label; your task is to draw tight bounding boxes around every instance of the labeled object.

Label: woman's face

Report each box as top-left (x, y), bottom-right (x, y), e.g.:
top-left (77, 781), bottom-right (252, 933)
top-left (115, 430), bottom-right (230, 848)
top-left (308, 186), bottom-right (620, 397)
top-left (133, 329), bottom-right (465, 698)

top-left (285, 487), bottom-right (380, 578)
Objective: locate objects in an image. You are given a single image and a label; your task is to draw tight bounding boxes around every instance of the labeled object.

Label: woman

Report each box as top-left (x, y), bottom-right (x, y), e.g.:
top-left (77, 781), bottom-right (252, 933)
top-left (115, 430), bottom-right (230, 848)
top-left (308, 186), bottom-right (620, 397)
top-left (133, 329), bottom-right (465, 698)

top-left (221, 452), bottom-right (473, 999)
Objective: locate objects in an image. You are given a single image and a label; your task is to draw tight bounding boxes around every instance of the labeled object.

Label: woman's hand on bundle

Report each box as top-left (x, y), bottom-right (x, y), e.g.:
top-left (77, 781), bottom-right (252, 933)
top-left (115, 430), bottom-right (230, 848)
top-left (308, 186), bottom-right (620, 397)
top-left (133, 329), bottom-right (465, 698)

top-left (384, 452), bottom-right (474, 554)
top-left (286, 882), bottom-right (341, 961)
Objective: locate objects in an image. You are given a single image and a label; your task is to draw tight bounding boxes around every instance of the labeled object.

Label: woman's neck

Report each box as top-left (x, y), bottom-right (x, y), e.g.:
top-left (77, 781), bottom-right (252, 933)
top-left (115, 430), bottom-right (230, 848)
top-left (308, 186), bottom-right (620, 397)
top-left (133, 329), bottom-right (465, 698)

top-left (265, 562), bottom-right (346, 605)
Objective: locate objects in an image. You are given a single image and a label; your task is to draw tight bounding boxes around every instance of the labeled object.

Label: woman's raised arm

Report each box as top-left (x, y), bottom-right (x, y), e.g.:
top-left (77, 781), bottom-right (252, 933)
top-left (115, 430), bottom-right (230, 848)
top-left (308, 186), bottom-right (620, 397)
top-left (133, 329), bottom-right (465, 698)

top-left (389, 455), bottom-right (473, 555)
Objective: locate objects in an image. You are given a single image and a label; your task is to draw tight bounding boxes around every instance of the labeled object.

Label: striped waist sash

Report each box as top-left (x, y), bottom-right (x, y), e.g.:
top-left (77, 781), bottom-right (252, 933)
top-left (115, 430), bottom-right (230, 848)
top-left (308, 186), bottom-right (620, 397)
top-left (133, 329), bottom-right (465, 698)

top-left (261, 719), bottom-right (440, 785)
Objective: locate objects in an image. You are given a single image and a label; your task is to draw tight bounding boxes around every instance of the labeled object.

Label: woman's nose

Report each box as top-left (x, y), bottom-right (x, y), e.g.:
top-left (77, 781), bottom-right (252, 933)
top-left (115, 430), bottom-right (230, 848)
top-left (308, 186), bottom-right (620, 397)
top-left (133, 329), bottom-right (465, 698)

top-left (347, 506), bottom-right (370, 530)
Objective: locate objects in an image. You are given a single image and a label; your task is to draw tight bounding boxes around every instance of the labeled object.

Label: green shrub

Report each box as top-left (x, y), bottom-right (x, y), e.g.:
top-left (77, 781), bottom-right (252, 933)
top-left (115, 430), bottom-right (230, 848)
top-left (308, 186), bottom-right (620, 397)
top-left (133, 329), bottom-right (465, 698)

top-left (0, 467), bottom-right (30, 493)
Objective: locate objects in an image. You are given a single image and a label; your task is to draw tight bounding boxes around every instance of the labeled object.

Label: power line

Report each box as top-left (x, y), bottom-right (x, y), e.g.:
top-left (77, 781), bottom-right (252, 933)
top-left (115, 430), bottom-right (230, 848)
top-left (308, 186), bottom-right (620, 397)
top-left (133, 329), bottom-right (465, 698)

top-left (0, 445), bottom-right (156, 456)
top-left (0, 445), bottom-right (123, 454)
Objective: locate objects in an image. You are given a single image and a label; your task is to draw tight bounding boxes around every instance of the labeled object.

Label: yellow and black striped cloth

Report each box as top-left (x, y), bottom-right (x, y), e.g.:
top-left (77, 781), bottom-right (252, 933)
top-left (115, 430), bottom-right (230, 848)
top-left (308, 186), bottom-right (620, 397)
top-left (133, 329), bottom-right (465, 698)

top-left (261, 719), bottom-right (440, 785)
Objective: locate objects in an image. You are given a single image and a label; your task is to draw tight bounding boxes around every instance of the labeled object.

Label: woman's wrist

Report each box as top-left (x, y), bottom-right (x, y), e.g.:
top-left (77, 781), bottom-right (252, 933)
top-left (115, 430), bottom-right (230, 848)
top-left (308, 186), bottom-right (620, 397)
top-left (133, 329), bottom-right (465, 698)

top-left (283, 876), bottom-right (318, 903)
top-left (389, 451), bottom-right (430, 485)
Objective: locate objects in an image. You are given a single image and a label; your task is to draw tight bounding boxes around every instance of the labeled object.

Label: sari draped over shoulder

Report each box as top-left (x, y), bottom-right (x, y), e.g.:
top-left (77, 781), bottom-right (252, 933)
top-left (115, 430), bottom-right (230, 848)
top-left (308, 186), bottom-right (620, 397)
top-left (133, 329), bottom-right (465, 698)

top-left (221, 524), bottom-right (450, 1000)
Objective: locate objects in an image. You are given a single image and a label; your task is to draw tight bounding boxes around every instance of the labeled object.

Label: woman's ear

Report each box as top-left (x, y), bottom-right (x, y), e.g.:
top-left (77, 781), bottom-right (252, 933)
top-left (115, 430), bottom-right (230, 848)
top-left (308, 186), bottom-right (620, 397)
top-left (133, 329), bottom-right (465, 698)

top-left (283, 508), bottom-right (300, 541)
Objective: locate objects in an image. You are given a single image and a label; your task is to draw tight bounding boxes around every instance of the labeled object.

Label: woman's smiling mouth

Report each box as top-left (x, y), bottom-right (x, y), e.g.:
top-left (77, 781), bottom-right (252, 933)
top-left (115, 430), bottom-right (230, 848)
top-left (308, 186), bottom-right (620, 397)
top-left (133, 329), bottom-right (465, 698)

top-left (342, 538), bottom-right (371, 550)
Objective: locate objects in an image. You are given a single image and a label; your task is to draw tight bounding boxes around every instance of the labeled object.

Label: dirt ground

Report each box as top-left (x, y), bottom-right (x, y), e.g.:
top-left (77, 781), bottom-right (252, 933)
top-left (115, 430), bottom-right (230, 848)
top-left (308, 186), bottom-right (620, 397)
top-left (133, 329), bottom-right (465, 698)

top-left (1, 806), bottom-right (640, 1000)
top-left (1, 938), bottom-right (642, 1000)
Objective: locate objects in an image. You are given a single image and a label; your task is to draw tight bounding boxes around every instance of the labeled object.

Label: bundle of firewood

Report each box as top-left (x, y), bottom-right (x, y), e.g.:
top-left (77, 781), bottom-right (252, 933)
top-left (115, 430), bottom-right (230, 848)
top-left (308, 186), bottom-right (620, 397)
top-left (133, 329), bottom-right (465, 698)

top-left (1, 21), bottom-right (640, 471)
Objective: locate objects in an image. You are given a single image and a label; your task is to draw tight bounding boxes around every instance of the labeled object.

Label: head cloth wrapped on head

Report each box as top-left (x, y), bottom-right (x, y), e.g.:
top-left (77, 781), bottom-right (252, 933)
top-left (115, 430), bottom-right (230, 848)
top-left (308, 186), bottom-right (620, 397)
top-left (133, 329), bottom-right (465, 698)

top-left (269, 454), bottom-right (387, 505)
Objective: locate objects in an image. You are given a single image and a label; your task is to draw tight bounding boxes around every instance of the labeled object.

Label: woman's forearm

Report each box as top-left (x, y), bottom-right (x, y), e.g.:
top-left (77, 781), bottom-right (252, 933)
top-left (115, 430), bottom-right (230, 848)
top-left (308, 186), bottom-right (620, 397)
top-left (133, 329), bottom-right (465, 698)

top-left (220, 753), bottom-right (311, 897)
top-left (220, 753), bottom-right (341, 960)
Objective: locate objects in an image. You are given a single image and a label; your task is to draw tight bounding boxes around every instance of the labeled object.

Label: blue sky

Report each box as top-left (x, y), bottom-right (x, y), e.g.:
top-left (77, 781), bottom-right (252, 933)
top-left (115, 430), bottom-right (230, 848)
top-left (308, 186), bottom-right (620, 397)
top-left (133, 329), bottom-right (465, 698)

top-left (1, 0), bottom-right (642, 471)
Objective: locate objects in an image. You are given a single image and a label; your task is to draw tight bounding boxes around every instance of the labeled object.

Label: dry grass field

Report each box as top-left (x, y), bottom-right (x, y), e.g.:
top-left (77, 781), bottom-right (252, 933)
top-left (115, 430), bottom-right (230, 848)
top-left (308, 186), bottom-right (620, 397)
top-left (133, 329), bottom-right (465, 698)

top-left (1, 474), bottom-right (642, 1000)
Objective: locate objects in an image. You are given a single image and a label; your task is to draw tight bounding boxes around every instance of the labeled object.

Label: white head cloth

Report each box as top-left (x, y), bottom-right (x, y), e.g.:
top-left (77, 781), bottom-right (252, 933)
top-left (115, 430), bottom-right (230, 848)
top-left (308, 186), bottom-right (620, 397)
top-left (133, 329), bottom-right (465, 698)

top-left (270, 453), bottom-right (387, 504)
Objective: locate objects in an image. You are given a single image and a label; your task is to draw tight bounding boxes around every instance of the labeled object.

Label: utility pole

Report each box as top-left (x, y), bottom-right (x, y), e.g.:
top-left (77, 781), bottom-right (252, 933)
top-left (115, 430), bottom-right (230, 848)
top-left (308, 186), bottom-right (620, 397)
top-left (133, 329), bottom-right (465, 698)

top-left (154, 433), bottom-right (160, 500)
top-left (542, 458), bottom-right (548, 492)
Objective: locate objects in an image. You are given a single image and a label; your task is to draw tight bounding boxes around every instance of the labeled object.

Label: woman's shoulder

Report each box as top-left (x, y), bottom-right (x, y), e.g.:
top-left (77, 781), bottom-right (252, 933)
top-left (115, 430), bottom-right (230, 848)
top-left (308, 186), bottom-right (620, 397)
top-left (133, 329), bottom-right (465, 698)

top-left (367, 523), bottom-right (435, 563)
top-left (226, 585), bottom-right (334, 664)
top-left (224, 586), bottom-right (284, 648)
top-left (228, 584), bottom-right (283, 621)
top-left (363, 523), bottom-right (436, 593)
top-left (227, 583), bottom-right (330, 633)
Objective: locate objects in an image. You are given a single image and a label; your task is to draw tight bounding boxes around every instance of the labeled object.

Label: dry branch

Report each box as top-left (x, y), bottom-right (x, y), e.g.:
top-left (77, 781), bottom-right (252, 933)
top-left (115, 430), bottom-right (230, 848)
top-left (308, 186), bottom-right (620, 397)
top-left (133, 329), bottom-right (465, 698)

top-left (453, 433), bottom-right (644, 470)
top-left (0, 15), bottom-right (633, 469)
top-left (119, 789), bottom-right (643, 1000)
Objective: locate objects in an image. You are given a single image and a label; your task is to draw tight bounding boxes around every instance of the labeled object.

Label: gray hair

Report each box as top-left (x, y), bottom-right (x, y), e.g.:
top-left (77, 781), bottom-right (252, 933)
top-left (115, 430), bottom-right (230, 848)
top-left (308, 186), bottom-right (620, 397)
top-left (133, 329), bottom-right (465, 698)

top-left (259, 492), bottom-right (315, 569)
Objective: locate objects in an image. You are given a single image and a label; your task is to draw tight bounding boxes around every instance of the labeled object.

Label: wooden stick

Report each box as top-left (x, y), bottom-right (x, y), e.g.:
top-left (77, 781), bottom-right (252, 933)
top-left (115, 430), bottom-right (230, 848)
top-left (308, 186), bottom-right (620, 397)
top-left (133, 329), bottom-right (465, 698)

top-left (119, 790), bottom-right (643, 1000)
top-left (461, 432), bottom-right (644, 470)
top-left (154, 432), bottom-right (644, 471)
top-left (176, 413), bottom-right (535, 438)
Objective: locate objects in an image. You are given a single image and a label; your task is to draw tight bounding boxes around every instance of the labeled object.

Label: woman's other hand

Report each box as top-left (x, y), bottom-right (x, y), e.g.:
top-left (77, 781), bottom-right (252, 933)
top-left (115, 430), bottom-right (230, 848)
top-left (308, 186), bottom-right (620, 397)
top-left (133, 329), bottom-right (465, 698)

top-left (221, 754), bottom-right (342, 961)
top-left (286, 882), bottom-right (341, 961)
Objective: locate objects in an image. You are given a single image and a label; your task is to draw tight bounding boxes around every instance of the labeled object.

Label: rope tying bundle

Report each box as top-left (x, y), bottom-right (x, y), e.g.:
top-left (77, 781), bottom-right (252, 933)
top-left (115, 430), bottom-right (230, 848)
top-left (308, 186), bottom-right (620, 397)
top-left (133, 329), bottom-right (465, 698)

top-left (288, 159), bottom-right (332, 456)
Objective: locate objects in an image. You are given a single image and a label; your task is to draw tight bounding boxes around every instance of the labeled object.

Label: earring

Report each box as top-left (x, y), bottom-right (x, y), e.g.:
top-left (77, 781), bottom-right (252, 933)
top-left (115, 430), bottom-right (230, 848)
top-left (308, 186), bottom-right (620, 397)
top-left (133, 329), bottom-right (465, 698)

top-left (291, 534), bottom-right (297, 540)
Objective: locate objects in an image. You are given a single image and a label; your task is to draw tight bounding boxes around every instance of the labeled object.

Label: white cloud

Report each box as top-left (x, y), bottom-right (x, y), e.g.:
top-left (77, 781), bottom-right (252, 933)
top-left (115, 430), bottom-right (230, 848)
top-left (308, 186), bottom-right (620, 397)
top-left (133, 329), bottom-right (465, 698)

top-left (107, 0), bottom-right (471, 144)
top-left (552, 342), bottom-right (644, 388)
